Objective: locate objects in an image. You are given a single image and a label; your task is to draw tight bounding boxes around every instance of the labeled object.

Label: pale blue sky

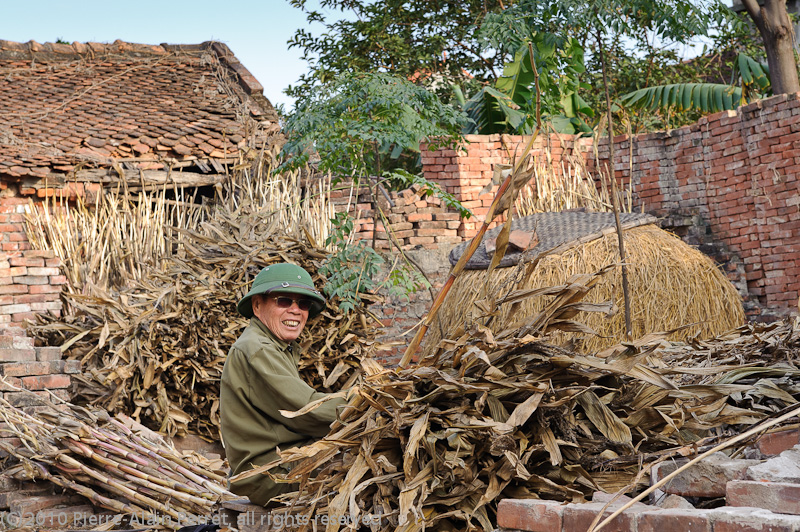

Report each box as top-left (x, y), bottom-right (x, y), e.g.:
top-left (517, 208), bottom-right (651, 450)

top-left (0, 0), bottom-right (328, 110)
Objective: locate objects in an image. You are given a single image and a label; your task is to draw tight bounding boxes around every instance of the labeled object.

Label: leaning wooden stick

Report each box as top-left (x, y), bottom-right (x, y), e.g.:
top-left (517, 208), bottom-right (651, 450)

top-left (399, 130), bottom-right (539, 367)
top-left (588, 402), bottom-right (800, 532)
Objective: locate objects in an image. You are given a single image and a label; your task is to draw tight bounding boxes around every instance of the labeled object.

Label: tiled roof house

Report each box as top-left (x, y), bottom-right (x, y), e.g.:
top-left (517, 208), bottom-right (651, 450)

top-left (0, 39), bottom-right (282, 328)
top-left (0, 39), bottom-right (281, 200)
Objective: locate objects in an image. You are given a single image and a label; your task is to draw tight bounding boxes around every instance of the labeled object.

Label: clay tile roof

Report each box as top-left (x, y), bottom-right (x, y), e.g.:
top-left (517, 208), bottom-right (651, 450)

top-left (0, 40), bottom-right (281, 182)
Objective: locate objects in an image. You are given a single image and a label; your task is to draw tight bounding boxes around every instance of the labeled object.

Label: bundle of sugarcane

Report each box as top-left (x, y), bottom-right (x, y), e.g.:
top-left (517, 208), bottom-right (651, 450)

top-left (27, 173), bottom-right (378, 439)
top-left (0, 388), bottom-right (235, 529)
top-left (249, 276), bottom-right (800, 532)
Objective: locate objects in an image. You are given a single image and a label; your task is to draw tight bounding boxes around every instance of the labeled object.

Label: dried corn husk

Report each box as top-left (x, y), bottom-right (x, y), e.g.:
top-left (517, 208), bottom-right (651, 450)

top-left (252, 287), bottom-right (799, 532)
top-left (26, 164), bottom-right (377, 439)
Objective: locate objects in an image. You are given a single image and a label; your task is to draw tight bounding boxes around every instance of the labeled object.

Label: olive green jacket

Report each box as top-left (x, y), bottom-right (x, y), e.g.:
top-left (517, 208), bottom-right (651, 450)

top-left (220, 318), bottom-right (345, 499)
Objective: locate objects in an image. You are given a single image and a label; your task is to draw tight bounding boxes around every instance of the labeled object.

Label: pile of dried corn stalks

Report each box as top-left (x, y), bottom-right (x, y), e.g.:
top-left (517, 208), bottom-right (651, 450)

top-left (0, 388), bottom-right (234, 528)
top-left (255, 272), bottom-right (800, 532)
top-left (27, 171), bottom-right (378, 439)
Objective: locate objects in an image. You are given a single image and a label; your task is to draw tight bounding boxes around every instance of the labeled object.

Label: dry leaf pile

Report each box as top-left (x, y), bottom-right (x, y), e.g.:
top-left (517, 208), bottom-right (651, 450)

top-left (0, 390), bottom-right (235, 529)
top-left (29, 194), bottom-right (378, 440)
top-left (259, 276), bottom-right (800, 532)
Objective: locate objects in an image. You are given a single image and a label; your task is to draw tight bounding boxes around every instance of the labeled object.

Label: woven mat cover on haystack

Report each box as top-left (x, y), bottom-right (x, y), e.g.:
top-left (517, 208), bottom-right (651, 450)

top-left (253, 274), bottom-right (799, 532)
top-left (449, 211), bottom-right (657, 269)
top-left (430, 213), bottom-right (745, 353)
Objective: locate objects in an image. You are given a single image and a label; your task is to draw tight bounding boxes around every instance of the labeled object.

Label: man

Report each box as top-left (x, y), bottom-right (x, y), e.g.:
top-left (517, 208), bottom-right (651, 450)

top-left (220, 262), bottom-right (346, 505)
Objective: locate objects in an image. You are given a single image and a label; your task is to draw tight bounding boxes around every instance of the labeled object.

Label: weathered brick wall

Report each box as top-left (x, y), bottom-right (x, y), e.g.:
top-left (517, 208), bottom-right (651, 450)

top-left (1, 197), bottom-right (66, 328)
top-left (0, 197), bottom-right (31, 255)
top-left (0, 195), bottom-right (75, 455)
top-left (420, 135), bottom-right (577, 237)
top-left (0, 326), bottom-right (74, 457)
top-left (420, 94), bottom-right (800, 322)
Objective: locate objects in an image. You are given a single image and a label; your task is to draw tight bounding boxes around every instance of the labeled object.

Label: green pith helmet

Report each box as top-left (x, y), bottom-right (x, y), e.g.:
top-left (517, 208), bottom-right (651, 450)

top-left (237, 263), bottom-right (326, 319)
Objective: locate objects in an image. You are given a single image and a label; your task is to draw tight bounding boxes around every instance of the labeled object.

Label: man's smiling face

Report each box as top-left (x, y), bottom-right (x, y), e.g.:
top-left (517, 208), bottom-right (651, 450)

top-left (252, 293), bottom-right (309, 342)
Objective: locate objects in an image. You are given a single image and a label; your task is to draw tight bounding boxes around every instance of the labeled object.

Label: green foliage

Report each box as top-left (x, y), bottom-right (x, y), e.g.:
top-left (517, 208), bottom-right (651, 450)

top-left (385, 266), bottom-right (430, 301)
top-left (621, 83), bottom-right (742, 114)
top-left (454, 85), bottom-right (525, 135)
top-left (319, 212), bottom-right (385, 314)
top-left (320, 211), bottom-right (431, 313)
top-left (619, 54), bottom-right (771, 115)
top-left (456, 34), bottom-right (593, 135)
top-left (737, 53), bottom-right (771, 93)
top-left (286, 0), bottom-right (506, 102)
top-left (479, 0), bottom-right (718, 51)
top-left (281, 72), bottom-right (469, 179)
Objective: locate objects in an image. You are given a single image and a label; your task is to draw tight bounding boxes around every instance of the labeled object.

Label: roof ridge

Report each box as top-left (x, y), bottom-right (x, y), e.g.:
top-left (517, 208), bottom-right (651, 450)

top-left (0, 39), bottom-right (265, 98)
top-left (0, 39), bottom-right (175, 56)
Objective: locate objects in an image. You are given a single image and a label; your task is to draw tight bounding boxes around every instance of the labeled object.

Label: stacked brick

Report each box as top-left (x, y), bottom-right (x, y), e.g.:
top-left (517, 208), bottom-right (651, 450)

top-left (0, 326), bottom-right (75, 418)
top-left (0, 197), bottom-right (31, 254)
top-left (0, 250), bottom-right (65, 329)
top-left (0, 475), bottom-right (94, 529)
top-left (329, 181), bottom-right (463, 250)
top-left (497, 429), bottom-right (800, 532)
top-left (1, 195), bottom-right (66, 329)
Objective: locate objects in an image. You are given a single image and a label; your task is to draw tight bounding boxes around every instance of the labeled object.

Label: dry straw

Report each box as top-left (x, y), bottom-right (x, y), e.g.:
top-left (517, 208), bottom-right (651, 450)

top-left (514, 150), bottom-right (632, 216)
top-left (25, 153), bottom-right (334, 302)
top-left (424, 224), bottom-right (745, 354)
top-left (255, 289), bottom-right (799, 532)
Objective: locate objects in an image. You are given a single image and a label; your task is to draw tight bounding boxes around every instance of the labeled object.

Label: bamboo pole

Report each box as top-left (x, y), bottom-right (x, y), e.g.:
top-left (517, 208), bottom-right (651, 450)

top-left (598, 31), bottom-right (633, 340)
top-left (399, 132), bottom-right (539, 367)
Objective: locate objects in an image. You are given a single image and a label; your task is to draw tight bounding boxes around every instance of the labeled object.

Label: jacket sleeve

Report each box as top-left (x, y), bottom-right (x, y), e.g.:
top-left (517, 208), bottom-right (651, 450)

top-left (243, 346), bottom-right (347, 438)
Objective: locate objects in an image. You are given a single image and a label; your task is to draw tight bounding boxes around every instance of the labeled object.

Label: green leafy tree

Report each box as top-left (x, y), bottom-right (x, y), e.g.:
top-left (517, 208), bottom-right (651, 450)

top-left (286, 0), bottom-right (506, 102)
top-left (610, 6), bottom-right (773, 127)
top-left (282, 72), bottom-right (468, 178)
top-left (482, 0), bottom-right (720, 114)
top-left (455, 33), bottom-right (594, 134)
top-left (281, 72), bottom-right (470, 312)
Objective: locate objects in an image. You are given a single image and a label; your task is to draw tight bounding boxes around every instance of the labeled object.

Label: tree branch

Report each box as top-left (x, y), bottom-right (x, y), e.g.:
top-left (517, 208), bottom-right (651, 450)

top-left (740, 0), bottom-right (764, 31)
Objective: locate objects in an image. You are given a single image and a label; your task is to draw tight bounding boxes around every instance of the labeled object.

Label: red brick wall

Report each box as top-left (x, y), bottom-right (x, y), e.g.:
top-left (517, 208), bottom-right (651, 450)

top-left (0, 196), bottom-right (79, 428)
top-left (419, 94), bottom-right (800, 321)
top-left (0, 197), bottom-right (66, 328)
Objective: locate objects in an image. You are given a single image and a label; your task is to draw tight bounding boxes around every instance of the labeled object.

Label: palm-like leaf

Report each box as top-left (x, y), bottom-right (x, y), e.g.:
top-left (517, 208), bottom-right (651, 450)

top-left (458, 85), bottom-right (527, 134)
top-left (619, 53), bottom-right (769, 114)
top-left (620, 83), bottom-right (744, 114)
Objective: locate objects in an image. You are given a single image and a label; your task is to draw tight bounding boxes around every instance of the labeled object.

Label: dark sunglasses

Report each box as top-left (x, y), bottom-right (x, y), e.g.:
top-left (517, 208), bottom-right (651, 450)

top-left (272, 296), bottom-right (313, 311)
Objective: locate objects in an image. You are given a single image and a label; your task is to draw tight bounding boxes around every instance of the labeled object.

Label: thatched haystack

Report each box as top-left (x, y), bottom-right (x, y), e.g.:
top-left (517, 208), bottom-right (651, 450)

top-left (424, 211), bottom-right (745, 354)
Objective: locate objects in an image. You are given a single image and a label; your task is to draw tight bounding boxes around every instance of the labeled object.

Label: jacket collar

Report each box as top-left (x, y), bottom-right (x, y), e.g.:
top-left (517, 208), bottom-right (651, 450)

top-left (251, 317), bottom-right (295, 355)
